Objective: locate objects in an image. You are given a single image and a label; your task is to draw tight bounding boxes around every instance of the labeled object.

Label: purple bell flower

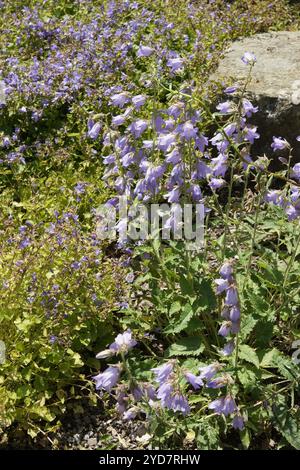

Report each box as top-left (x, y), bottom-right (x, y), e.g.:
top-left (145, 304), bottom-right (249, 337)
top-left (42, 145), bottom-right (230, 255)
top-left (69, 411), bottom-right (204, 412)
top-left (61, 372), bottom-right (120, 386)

top-left (232, 414), bottom-right (245, 430)
top-left (93, 366), bottom-right (120, 392)
top-left (185, 372), bottom-right (204, 390)
top-left (152, 362), bottom-right (174, 384)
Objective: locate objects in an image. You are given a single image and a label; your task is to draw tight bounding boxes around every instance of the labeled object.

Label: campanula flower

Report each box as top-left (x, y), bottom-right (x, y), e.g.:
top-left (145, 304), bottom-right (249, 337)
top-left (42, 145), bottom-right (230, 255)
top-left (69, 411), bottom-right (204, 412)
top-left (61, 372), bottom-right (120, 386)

top-left (152, 362), bottom-right (174, 384)
top-left (215, 278), bottom-right (229, 294)
top-left (219, 262), bottom-right (233, 280)
top-left (208, 395), bottom-right (237, 416)
top-left (229, 305), bottom-right (240, 322)
top-left (241, 51), bottom-right (256, 65)
top-left (132, 94), bottom-right (146, 109)
top-left (216, 101), bottom-right (234, 114)
top-left (271, 136), bottom-right (290, 152)
top-left (221, 340), bottom-right (235, 356)
top-left (292, 163), bottom-right (300, 180)
top-left (232, 414), bottom-right (245, 430)
top-left (185, 372), bottom-right (204, 390)
top-left (137, 45), bottom-right (154, 57)
top-left (209, 178), bottom-right (226, 191)
top-left (225, 286), bottom-right (239, 306)
top-left (167, 57), bottom-right (184, 72)
top-left (110, 92), bottom-right (130, 108)
top-left (88, 121), bottom-right (101, 139)
top-left (93, 366), bottom-right (120, 392)
top-left (199, 363), bottom-right (221, 381)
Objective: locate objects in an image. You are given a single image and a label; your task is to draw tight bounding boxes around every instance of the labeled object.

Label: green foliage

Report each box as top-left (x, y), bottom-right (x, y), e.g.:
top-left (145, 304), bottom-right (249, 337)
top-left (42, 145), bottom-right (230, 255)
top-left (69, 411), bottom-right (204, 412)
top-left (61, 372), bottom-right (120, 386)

top-left (0, 209), bottom-right (127, 436)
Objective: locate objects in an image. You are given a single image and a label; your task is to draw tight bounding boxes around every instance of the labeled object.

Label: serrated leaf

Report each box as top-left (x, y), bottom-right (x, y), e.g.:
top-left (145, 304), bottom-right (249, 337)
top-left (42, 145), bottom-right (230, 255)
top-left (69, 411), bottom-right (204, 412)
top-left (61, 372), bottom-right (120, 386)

top-left (169, 301), bottom-right (182, 316)
top-left (238, 344), bottom-right (260, 368)
top-left (274, 354), bottom-right (299, 381)
top-left (165, 337), bottom-right (205, 357)
top-left (260, 348), bottom-right (280, 368)
top-left (273, 404), bottom-right (300, 450)
top-left (164, 303), bottom-right (194, 334)
top-left (237, 367), bottom-right (258, 391)
top-left (240, 315), bottom-right (258, 341)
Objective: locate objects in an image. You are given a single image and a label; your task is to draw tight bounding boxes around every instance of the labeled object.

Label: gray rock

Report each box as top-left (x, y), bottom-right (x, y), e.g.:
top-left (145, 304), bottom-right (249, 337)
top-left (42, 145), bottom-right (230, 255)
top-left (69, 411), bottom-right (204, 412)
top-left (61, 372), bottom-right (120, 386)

top-left (87, 437), bottom-right (98, 447)
top-left (214, 31), bottom-right (300, 163)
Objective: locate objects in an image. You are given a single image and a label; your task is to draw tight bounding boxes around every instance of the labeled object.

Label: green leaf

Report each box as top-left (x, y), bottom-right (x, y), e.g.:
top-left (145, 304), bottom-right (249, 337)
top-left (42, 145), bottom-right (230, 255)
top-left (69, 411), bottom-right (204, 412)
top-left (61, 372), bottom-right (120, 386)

top-left (273, 354), bottom-right (299, 381)
top-left (237, 367), bottom-right (258, 391)
top-left (254, 320), bottom-right (274, 348)
top-left (240, 315), bottom-right (257, 341)
top-left (238, 344), bottom-right (260, 368)
top-left (169, 301), bottom-right (182, 316)
top-left (240, 428), bottom-right (251, 449)
top-left (166, 337), bottom-right (205, 357)
top-left (260, 348), bottom-right (280, 368)
top-left (164, 302), bottom-right (194, 334)
top-left (273, 404), bottom-right (300, 450)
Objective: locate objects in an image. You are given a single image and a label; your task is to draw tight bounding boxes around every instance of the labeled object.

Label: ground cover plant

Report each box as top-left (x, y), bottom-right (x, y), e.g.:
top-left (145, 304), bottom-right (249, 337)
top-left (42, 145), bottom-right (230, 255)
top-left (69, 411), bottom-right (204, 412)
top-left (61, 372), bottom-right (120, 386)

top-left (0, 0), bottom-right (300, 450)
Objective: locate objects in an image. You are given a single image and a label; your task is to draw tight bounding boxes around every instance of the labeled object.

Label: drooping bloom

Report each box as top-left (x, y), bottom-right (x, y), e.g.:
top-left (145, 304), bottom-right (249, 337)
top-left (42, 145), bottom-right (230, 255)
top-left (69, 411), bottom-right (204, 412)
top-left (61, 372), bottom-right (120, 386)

top-left (129, 119), bottom-right (148, 138)
top-left (271, 136), bottom-right (290, 152)
top-left (110, 92), bottom-right (130, 108)
top-left (219, 262), bottom-right (233, 280)
top-left (157, 133), bottom-right (177, 152)
top-left (224, 286), bottom-right (239, 306)
top-left (218, 321), bottom-right (232, 337)
top-left (211, 154), bottom-right (228, 177)
top-left (137, 45), bottom-right (154, 57)
top-left (189, 184), bottom-right (202, 202)
top-left (185, 372), bottom-right (204, 390)
top-left (264, 190), bottom-right (284, 206)
top-left (182, 121), bottom-right (197, 140)
top-left (132, 94), bottom-right (146, 109)
top-left (195, 134), bottom-right (209, 152)
top-left (152, 362), bottom-right (174, 384)
top-left (207, 376), bottom-right (228, 389)
top-left (224, 85), bottom-right (238, 95)
top-left (208, 395), bottom-right (237, 416)
top-left (216, 101), bottom-right (235, 114)
top-left (123, 407), bottom-right (138, 421)
top-left (292, 163), bottom-right (300, 180)
top-left (171, 393), bottom-right (190, 415)
top-left (157, 382), bottom-right (173, 407)
top-left (93, 366), bottom-right (120, 392)
top-left (112, 114), bottom-right (127, 126)
top-left (215, 278), bottom-right (229, 294)
top-left (209, 178), bottom-right (226, 191)
top-left (243, 126), bottom-right (260, 144)
top-left (199, 362), bottom-right (221, 381)
top-left (242, 98), bottom-right (258, 117)
top-left (164, 187), bottom-right (180, 203)
top-left (87, 121), bottom-right (101, 139)
top-left (167, 57), bottom-right (184, 72)
top-left (109, 329), bottom-right (137, 354)
top-left (221, 340), bottom-right (235, 356)
top-left (165, 148), bottom-right (181, 165)
top-left (229, 305), bottom-right (240, 322)
top-left (241, 51), bottom-right (256, 65)
top-left (232, 414), bottom-right (245, 430)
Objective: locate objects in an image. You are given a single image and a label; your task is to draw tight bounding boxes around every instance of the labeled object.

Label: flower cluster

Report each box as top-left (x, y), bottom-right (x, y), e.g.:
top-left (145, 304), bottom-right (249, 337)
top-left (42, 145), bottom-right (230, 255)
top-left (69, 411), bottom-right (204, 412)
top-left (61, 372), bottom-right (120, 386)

top-left (264, 136), bottom-right (300, 221)
top-left (215, 261), bottom-right (240, 356)
top-left (100, 82), bottom-right (261, 239)
top-left (95, 329), bottom-right (137, 359)
top-left (93, 331), bottom-right (244, 430)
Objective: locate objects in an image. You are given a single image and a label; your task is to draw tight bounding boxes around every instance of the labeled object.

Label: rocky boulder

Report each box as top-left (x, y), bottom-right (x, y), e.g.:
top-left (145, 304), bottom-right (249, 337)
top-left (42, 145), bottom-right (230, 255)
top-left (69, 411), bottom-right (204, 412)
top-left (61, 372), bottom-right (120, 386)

top-left (214, 31), bottom-right (300, 163)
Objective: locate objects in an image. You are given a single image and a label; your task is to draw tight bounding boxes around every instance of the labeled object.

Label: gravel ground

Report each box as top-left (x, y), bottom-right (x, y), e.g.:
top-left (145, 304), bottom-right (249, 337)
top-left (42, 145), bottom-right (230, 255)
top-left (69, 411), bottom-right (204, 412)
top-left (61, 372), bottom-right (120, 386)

top-left (54, 405), bottom-right (152, 450)
top-left (0, 403), bottom-right (153, 450)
